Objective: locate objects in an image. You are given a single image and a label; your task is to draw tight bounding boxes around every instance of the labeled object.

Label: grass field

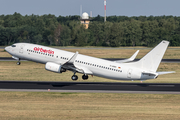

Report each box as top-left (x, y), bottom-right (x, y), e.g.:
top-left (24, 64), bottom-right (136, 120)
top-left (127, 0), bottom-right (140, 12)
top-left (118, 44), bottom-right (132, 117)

top-left (0, 92), bottom-right (180, 120)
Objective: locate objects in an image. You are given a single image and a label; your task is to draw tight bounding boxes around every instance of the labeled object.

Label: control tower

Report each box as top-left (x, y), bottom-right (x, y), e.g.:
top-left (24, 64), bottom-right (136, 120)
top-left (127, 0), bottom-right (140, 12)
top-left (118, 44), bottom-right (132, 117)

top-left (80, 12), bottom-right (91, 29)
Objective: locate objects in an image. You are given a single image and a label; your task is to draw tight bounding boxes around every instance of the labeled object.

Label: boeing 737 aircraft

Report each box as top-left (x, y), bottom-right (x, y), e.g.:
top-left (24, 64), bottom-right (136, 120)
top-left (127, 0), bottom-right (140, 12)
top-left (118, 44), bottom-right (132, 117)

top-left (5, 40), bottom-right (174, 81)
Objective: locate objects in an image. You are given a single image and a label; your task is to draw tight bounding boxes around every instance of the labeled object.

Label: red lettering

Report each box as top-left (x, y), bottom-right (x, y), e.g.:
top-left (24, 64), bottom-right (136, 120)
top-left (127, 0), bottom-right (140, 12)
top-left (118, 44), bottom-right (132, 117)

top-left (33, 47), bottom-right (54, 54)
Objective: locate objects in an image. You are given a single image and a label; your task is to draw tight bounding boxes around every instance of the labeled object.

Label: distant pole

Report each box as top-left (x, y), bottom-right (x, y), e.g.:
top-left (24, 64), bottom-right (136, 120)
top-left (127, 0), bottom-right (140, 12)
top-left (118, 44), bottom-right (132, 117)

top-left (90, 11), bottom-right (92, 18)
top-left (104, 0), bottom-right (106, 22)
top-left (80, 5), bottom-right (82, 18)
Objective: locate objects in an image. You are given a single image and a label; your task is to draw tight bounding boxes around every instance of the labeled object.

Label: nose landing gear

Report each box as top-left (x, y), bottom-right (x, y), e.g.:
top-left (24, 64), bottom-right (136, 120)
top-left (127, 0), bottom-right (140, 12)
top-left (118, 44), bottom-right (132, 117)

top-left (17, 62), bottom-right (21, 65)
top-left (16, 58), bottom-right (21, 65)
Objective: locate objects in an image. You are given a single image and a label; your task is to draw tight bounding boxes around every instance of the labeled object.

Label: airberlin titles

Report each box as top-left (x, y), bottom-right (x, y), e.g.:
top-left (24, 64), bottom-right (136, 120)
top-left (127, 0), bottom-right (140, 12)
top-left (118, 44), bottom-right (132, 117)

top-left (34, 47), bottom-right (54, 54)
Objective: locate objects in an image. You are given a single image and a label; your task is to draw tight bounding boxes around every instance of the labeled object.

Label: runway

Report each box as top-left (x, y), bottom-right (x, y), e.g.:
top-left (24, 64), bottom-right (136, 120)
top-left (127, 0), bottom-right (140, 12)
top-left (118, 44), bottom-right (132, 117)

top-left (1, 57), bottom-right (180, 63)
top-left (0, 81), bottom-right (180, 94)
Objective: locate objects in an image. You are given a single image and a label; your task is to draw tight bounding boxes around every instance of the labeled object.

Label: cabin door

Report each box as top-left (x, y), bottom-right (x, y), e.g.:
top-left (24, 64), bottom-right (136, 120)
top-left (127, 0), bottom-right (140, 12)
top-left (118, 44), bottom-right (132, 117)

top-left (19, 45), bottom-right (24, 54)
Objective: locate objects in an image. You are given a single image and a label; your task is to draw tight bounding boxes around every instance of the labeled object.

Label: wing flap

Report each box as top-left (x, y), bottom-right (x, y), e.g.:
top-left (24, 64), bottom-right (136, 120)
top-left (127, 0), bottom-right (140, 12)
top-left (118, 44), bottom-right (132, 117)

top-left (78, 66), bottom-right (93, 75)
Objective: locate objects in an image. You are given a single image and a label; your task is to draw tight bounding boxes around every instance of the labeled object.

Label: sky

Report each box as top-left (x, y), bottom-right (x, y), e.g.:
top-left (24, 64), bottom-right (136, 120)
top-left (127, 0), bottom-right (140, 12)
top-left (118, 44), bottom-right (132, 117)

top-left (0, 0), bottom-right (180, 17)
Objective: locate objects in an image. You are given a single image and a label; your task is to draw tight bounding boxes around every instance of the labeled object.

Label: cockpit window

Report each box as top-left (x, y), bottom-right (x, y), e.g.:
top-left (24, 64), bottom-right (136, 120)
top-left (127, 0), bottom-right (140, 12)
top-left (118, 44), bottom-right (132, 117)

top-left (11, 45), bottom-right (16, 47)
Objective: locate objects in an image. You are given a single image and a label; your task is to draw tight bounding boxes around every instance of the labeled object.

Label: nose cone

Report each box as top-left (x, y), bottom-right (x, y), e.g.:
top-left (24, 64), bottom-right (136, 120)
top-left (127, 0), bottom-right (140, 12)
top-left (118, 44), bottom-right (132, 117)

top-left (5, 46), bottom-right (10, 52)
top-left (5, 46), bottom-right (8, 51)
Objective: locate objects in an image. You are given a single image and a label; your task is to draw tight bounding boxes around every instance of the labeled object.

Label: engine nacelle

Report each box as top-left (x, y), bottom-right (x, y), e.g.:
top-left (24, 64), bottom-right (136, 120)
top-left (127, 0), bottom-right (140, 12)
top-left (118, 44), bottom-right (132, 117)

top-left (45, 62), bottom-right (65, 73)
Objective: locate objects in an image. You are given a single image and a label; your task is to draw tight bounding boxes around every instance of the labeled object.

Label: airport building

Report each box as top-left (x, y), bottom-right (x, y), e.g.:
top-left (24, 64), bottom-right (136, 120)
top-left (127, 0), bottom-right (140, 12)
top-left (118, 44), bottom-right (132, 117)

top-left (80, 12), bottom-right (91, 29)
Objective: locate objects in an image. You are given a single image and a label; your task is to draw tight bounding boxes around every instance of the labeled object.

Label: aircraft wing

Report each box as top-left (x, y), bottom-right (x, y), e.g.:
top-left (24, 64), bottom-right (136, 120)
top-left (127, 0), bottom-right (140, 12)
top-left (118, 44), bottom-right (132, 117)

top-left (60, 52), bottom-right (93, 75)
top-left (114, 50), bottom-right (139, 63)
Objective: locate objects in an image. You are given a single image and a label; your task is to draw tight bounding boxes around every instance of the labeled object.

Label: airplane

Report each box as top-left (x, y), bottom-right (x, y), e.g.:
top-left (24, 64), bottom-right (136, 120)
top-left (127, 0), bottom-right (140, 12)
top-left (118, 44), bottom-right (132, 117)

top-left (5, 40), bottom-right (175, 81)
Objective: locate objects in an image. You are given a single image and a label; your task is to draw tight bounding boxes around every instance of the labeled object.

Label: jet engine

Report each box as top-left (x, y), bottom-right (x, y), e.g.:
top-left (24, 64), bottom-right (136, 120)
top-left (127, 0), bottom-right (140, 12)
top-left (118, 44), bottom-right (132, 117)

top-left (45, 62), bottom-right (66, 73)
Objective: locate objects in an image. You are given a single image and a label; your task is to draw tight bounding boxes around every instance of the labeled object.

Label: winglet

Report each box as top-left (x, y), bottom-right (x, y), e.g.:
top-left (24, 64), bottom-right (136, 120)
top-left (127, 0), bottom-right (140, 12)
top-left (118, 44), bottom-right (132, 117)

top-left (115, 50), bottom-right (139, 63)
top-left (128, 50), bottom-right (139, 61)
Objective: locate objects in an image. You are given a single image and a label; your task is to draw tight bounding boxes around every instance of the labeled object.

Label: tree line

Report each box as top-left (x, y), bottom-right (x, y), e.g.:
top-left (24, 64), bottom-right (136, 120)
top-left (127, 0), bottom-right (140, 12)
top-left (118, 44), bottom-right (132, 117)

top-left (0, 12), bottom-right (180, 47)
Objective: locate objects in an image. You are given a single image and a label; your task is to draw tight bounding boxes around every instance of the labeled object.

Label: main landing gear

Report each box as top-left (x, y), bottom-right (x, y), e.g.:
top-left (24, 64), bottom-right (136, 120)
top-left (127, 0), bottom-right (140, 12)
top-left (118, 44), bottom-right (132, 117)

top-left (82, 74), bottom-right (88, 80)
top-left (71, 73), bottom-right (89, 81)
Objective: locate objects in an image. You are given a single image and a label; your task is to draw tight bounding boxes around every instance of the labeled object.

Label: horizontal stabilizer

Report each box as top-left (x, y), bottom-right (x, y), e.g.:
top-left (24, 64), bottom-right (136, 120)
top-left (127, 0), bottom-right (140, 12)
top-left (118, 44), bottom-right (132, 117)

top-left (157, 71), bottom-right (176, 75)
top-left (115, 50), bottom-right (139, 63)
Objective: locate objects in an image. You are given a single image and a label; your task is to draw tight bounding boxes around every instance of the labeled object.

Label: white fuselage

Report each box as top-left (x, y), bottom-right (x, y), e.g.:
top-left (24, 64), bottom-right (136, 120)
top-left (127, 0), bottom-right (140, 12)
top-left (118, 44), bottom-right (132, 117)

top-left (5, 43), bottom-right (156, 80)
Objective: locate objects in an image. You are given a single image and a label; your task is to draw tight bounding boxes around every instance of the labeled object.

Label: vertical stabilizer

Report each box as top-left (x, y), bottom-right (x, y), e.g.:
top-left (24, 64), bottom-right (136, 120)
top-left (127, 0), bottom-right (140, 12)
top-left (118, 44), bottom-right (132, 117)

top-left (137, 40), bottom-right (169, 72)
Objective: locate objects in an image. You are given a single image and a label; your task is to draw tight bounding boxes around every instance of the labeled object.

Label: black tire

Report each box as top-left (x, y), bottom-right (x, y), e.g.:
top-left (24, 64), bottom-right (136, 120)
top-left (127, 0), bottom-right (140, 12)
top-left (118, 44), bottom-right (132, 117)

top-left (71, 75), bottom-right (78, 81)
top-left (17, 62), bottom-right (21, 65)
top-left (82, 74), bottom-right (88, 80)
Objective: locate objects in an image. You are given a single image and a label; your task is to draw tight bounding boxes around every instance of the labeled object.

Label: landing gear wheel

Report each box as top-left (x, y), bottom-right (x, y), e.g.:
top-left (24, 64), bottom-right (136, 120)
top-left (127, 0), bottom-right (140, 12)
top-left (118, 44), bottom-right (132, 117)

top-left (17, 62), bottom-right (21, 65)
top-left (71, 75), bottom-right (78, 81)
top-left (82, 74), bottom-right (88, 80)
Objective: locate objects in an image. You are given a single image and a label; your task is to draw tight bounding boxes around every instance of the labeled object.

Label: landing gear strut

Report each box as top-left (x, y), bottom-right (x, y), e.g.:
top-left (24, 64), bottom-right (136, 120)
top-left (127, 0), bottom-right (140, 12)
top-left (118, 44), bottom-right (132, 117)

top-left (17, 59), bottom-right (21, 65)
top-left (82, 74), bottom-right (88, 80)
top-left (71, 72), bottom-right (78, 81)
